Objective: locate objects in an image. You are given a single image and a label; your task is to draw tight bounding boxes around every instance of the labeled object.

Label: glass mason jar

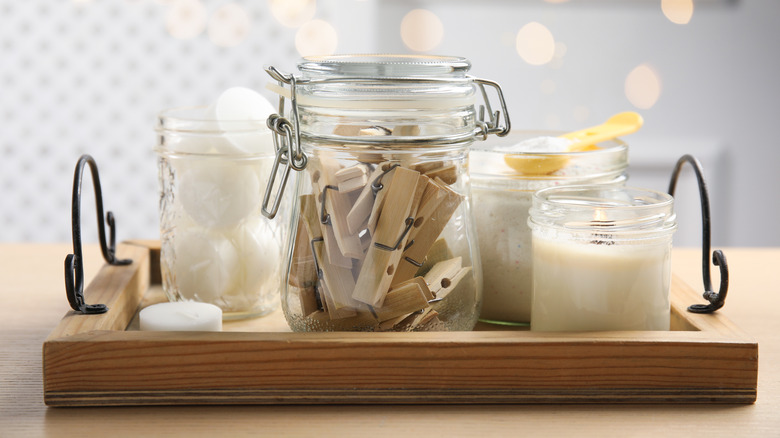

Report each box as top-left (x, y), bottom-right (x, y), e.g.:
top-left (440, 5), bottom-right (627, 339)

top-left (470, 133), bottom-right (628, 325)
top-left (262, 54), bottom-right (511, 332)
top-left (528, 185), bottom-right (677, 331)
top-left (156, 107), bottom-right (288, 320)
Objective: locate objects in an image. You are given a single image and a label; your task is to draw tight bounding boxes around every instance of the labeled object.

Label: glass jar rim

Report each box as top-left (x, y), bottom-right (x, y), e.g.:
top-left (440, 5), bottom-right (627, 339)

top-left (298, 54), bottom-right (472, 79)
top-left (470, 130), bottom-right (629, 183)
top-left (156, 106), bottom-right (273, 134)
top-left (529, 185), bottom-right (677, 239)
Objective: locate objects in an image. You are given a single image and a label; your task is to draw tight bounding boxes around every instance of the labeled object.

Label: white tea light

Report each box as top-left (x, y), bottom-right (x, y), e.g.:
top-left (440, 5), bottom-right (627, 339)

top-left (528, 185), bottom-right (677, 332)
top-left (139, 302), bottom-right (222, 331)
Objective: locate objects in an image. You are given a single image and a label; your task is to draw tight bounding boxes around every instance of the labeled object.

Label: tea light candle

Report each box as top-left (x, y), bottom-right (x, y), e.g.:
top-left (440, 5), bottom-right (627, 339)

top-left (528, 185), bottom-right (677, 332)
top-left (139, 302), bottom-right (223, 331)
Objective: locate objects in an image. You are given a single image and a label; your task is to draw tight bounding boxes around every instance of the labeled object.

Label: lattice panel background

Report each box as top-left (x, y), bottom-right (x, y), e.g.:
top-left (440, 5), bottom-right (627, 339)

top-left (0, 1), bottom-right (312, 242)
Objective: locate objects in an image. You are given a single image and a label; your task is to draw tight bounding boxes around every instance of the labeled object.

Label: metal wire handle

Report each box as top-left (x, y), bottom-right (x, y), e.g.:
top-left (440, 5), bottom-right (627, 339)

top-left (64, 155), bottom-right (132, 314)
top-left (667, 154), bottom-right (729, 313)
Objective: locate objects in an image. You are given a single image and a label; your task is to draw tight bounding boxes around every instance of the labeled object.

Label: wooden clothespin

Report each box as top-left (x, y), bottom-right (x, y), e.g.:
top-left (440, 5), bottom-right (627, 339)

top-left (289, 218), bottom-right (315, 288)
top-left (352, 166), bottom-right (421, 307)
top-left (371, 277), bottom-right (430, 322)
top-left (299, 286), bottom-right (321, 318)
top-left (312, 157), bottom-right (363, 262)
top-left (424, 165), bottom-right (458, 185)
top-left (423, 257), bottom-right (469, 300)
top-left (392, 177), bottom-right (462, 284)
top-left (392, 125), bottom-right (421, 136)
top-left (310, 238), bottom-right (359, 319)
top-left (347, 162), bottom-right (396, 235)
top-left (335, 164), bottom-right (369, 194)
top-left (300, 193), bottom-right (359, 320)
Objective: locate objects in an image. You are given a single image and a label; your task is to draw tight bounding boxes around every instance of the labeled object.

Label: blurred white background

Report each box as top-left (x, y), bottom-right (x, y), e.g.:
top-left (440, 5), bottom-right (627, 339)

top-left (1, 0), bottom-right (778, 247)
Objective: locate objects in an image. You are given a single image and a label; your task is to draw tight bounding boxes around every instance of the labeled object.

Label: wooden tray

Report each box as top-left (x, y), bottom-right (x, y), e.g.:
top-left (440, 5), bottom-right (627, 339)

top-left (43, 241), bottom-right (758, 406)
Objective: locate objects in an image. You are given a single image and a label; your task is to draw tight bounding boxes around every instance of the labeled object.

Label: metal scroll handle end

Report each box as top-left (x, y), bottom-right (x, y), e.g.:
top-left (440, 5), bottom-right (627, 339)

top-left (667, 154), bottom-right (729, 314)
top-left (64, 155), bottom-right (132, 315)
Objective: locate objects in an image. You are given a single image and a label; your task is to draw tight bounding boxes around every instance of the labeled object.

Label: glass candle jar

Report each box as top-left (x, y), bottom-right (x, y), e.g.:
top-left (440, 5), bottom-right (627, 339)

top-left (156, 107), bottom-right (288, 320)
top-left (528, 185), bottom-right (677, 332)
top-left (263, 54), bottom-right (510, 332)
top-left (470, 132), bottom-right (628, 324)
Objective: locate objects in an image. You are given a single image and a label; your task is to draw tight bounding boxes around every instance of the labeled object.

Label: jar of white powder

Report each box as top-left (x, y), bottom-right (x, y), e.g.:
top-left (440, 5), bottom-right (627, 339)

top-left (470, 131), bottom-right (628, 324)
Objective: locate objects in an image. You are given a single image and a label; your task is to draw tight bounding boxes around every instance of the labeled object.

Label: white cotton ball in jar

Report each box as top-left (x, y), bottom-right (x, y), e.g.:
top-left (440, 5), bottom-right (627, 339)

top-left (178, 159), bottom-right (262, 229)
top-left (221, 217), bottom-right (282, 309)
top-left (172, 227), bottom-right (239, 303)
top-left (207, 87), bottom-right (277, 155)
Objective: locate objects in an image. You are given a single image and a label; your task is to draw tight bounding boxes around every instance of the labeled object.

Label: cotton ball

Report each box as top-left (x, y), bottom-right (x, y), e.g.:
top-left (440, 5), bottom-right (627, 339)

top-left (240, 216), bottom-right (282, 291)
top-left (210, 87), bottom-right (277, 154)
top-left (178, 159), bottom-right (262, 229)
top-left (223, 217), bottom-right (282, 305)
top-left (173, 227), bottom-right (239, 303)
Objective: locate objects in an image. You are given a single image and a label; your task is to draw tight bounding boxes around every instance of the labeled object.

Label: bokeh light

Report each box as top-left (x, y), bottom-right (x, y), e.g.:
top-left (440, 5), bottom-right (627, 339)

top-left (554, 41), bottom-right (567, 59)
top-left (516, 22), bottom-right (555, 66)
top-left (545, 114), bottom-right (562, 129)
top-left (295, 19), bottom-right (337, 57)
top-left (400, 9), bottom-right (444, 52)
top-left (208, 3), bottom-right (251, 47)
top-left (625, 64), bottom-right (662, 109)
top-left (662, 0), bottom-right (694, 25)
top-left (166, 0), bottom-right (207, 40)
top-left (540, 79), bottom-right (556, 94)
top-left (573, 105), bottom-right (590, 123)
top-left (269, 0), bottom-right (316, 28)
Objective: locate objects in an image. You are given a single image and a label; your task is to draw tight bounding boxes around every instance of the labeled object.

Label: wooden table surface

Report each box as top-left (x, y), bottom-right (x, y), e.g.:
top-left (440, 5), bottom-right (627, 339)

top-left (1, 244), bottom-right (778, 437)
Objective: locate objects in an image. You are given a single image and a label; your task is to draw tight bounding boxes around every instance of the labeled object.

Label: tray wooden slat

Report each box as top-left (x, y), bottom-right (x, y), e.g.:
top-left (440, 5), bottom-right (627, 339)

top-left (43, 242), bottom-right (758, 406)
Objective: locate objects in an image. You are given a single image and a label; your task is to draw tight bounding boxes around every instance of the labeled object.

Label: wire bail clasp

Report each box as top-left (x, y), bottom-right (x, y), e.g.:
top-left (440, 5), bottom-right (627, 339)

top-left (667, 154), bottom-right (729, 313)
top-left (261, 66), bottom-right (308, 219)
top-left (473, 77), bottom-right (511, 140)
top-left (65, 155), bottom-right (132, 314)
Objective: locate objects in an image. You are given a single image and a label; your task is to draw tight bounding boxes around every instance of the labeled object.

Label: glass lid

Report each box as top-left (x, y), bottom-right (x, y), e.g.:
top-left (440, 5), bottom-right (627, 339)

top-left (298, 54), bottom-right (472, 78)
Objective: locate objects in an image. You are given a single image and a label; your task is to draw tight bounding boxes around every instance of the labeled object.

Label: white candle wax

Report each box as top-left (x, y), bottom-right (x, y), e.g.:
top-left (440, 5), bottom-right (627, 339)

top-left (530, 236), bottom-right (671, 332)
top-left (139, 302), bottom-right (223, 331)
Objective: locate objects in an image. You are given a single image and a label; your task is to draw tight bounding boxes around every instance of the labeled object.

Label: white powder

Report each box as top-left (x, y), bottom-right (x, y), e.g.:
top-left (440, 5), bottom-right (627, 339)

top-left (494, 136), bottom-right (571, 154)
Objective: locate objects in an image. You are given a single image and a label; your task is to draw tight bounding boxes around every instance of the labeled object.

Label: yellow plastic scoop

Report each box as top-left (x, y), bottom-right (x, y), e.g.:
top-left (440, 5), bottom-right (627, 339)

top-left (503, 112), bottom-right (643, 175)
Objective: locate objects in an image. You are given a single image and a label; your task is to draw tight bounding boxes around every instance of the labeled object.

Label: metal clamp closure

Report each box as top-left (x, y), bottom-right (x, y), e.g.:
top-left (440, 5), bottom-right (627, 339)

top-left (261, 66), bottom-right (309, 219)
top-left (472, 77), bottom-right (511, 140)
